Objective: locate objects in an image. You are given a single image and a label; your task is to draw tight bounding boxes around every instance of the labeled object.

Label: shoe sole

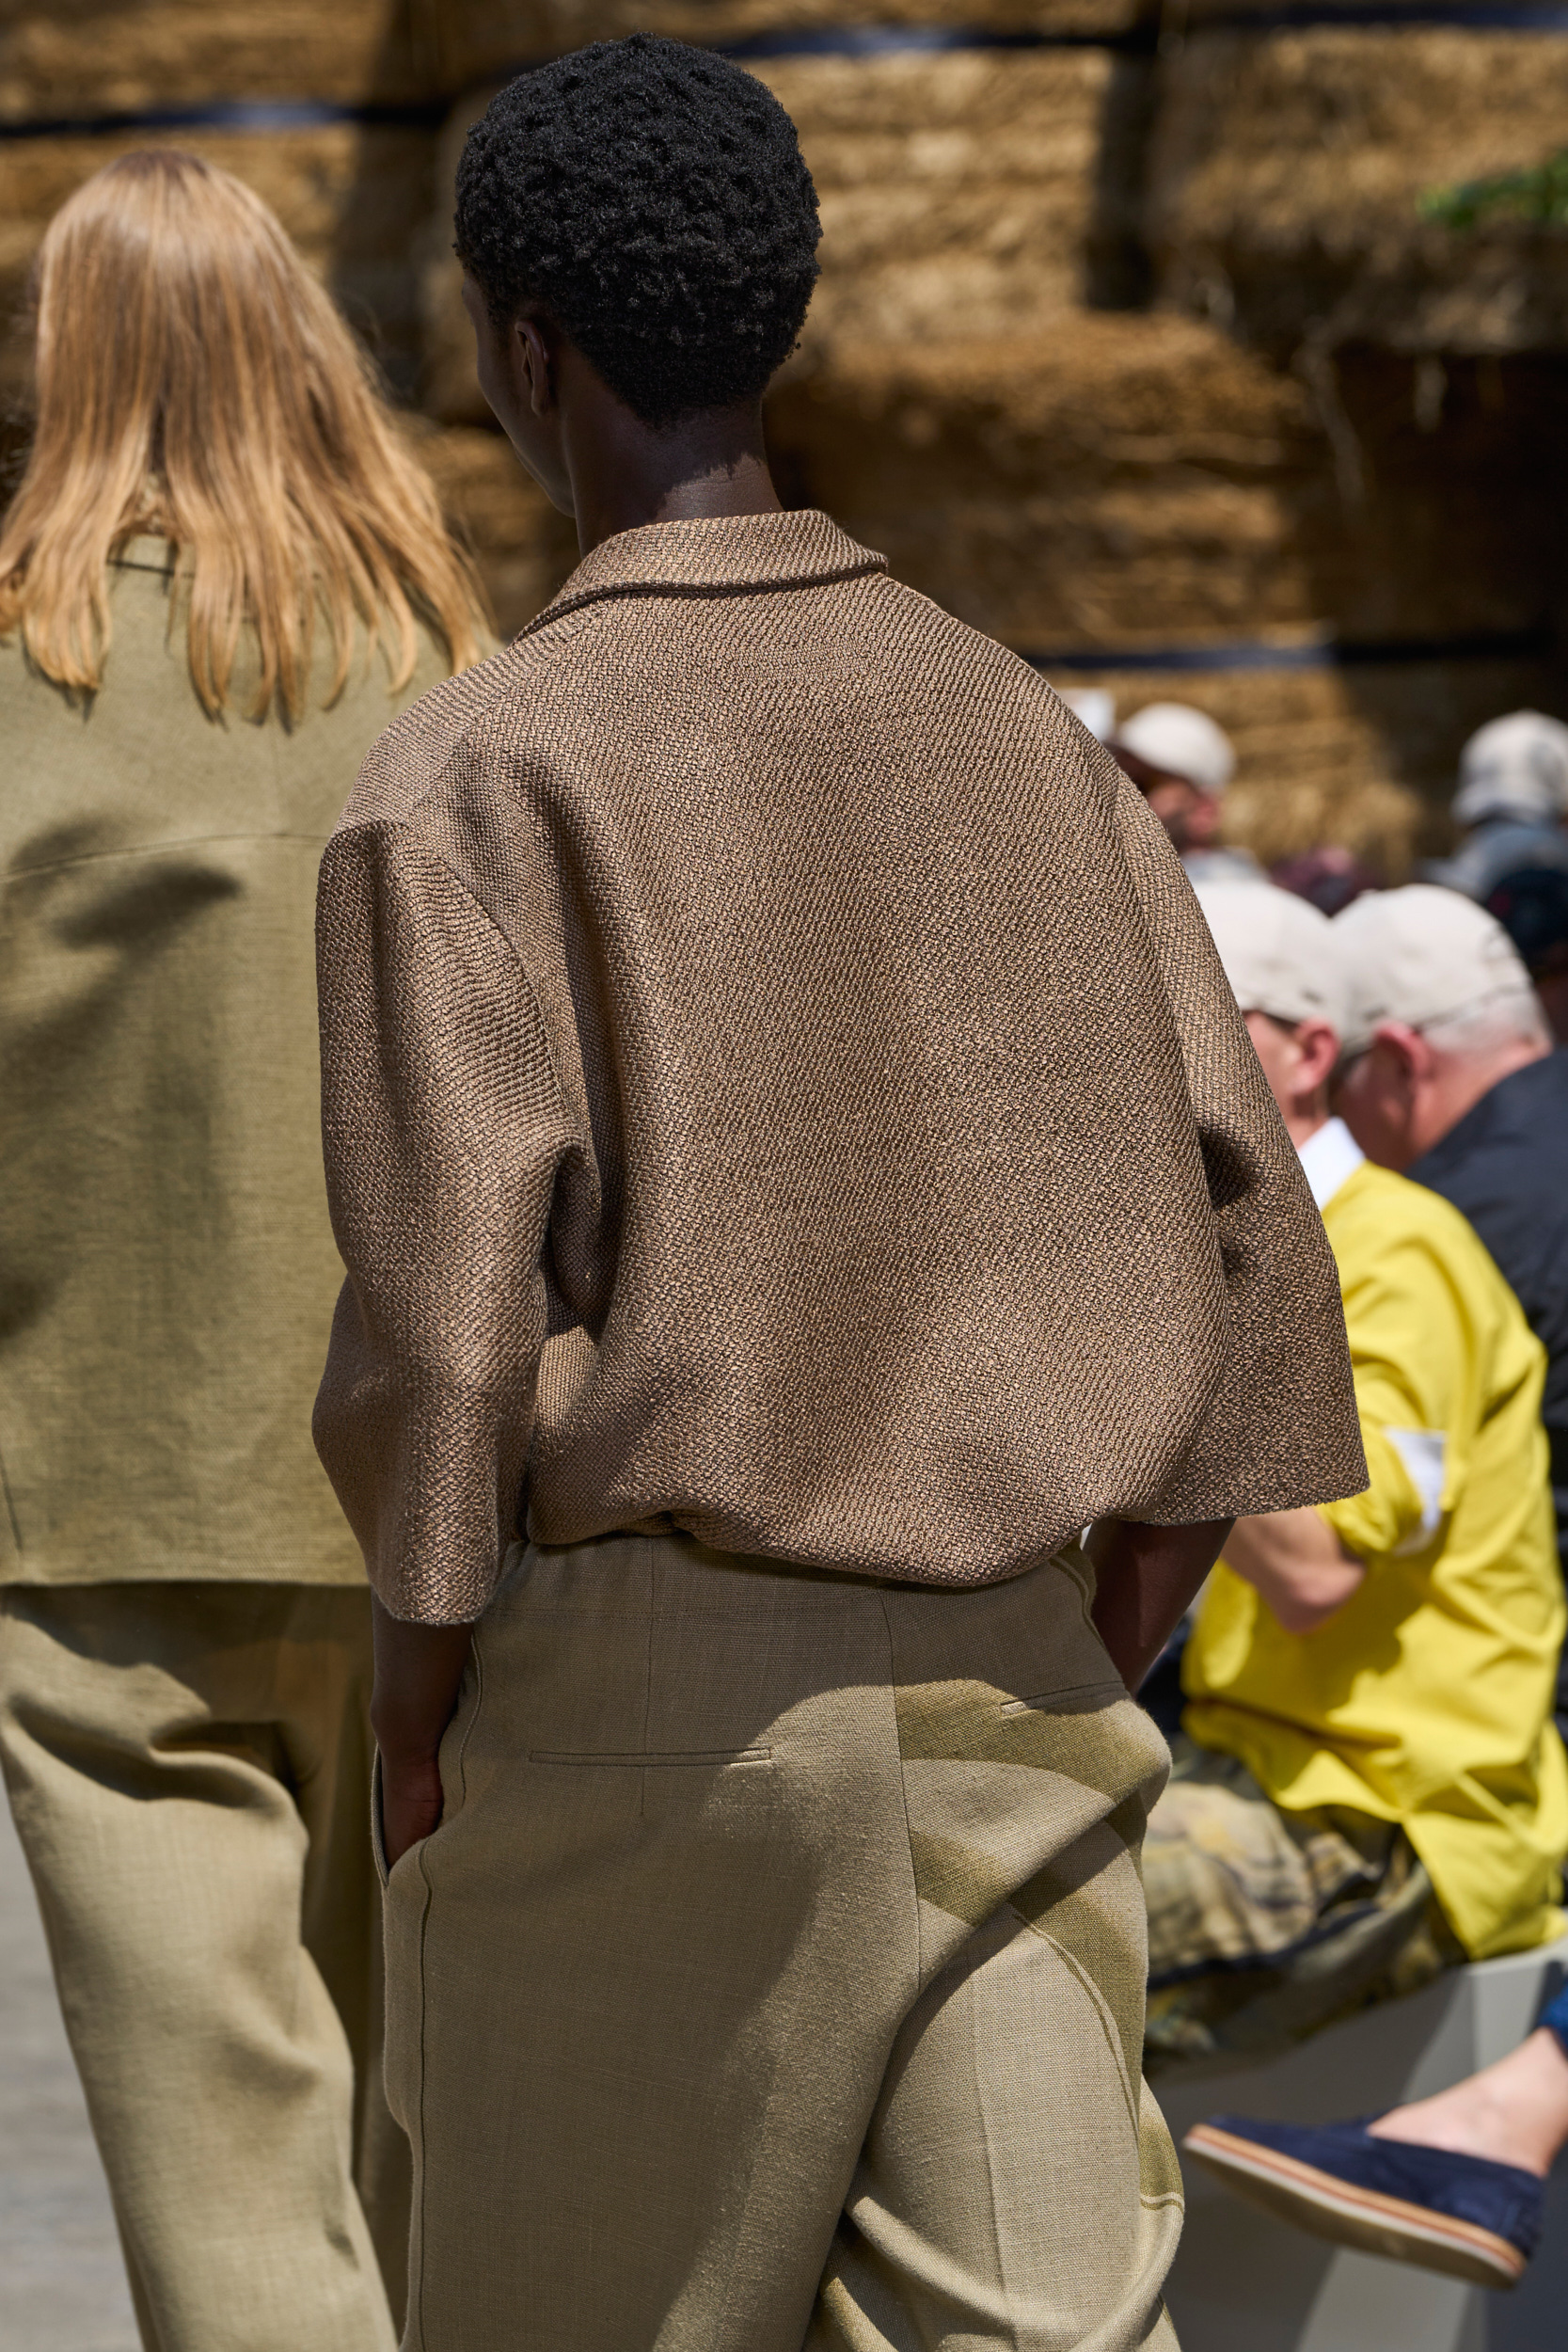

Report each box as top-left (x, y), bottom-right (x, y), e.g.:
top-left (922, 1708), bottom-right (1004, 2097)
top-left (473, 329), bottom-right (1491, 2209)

top-left (1181, 2123), bottom-right (1528, 2291)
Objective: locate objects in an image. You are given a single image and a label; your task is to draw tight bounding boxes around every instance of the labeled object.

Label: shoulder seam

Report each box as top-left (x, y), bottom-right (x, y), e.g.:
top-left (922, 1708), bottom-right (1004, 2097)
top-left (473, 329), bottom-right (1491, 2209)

top-left (325, 809), bottom-right (571, 1139)
top-left (356, 613), bottom-right (588, 834)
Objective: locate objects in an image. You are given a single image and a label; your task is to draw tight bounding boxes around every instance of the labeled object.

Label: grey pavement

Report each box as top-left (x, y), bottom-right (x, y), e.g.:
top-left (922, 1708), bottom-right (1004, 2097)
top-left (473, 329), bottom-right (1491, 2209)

top-left (0, 1796), bottom-right (137, 2351)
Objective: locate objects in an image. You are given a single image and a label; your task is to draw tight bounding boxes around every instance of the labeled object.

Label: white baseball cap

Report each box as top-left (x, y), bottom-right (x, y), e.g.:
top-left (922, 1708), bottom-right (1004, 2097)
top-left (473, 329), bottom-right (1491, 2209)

top-left (1196, 881), bottom-right (1349, 1035)
top-left (1333, 883), bottom-right (1534, 1055)
top-left (1117, 703), bottom-right (1236, 797)
top-left (1453, 709), bottom-right (1568, 829)
top-left (1056, 686), bottom-right (1117, 743)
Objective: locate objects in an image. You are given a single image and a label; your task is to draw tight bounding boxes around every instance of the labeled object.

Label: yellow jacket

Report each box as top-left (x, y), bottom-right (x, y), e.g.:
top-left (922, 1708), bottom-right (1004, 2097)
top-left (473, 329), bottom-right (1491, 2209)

top-left (1185, 1132), bottom-right (1568, 1960)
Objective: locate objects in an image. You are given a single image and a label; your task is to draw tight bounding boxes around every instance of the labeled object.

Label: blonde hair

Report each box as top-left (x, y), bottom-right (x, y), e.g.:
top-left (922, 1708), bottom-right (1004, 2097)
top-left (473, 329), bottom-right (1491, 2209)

top-left (0, 149), bottom-right (488, 719)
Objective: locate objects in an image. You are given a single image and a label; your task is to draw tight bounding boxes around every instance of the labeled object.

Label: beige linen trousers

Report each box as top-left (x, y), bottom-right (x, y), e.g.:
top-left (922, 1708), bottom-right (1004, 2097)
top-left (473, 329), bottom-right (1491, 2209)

top-left (0, 1581), bottom-right (406, 2352)
top-left (382, 1532), bottom-right (1182, 2351)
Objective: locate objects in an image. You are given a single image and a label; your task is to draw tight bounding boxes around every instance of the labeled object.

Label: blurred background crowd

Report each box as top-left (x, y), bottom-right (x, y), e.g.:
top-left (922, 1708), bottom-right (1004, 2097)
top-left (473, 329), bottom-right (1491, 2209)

top-left (8, 0), bottom-right (1568, 866)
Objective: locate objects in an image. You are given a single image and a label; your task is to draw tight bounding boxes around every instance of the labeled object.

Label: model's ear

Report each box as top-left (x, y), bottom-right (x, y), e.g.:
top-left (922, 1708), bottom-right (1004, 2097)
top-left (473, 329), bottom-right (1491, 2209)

top-left (515, 317), bottom-right (557, 417)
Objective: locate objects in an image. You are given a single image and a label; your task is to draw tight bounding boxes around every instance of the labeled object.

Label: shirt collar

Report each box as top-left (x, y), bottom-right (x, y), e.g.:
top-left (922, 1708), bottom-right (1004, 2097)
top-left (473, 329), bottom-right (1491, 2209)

top-left (1296, 1116), bottom-right (1365, 1212)
top-left (520, 508), bottom-right (886, 636)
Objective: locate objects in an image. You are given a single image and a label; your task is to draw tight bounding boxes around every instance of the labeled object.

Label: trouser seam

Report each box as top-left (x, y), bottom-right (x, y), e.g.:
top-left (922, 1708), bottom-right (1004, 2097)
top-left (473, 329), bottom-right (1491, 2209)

top-left (451, 1625), bottom-right (485, 1818)
top-left (1014, 1911), bottom-right (1142, 2138)
top-left (408, 1620), bottom-right (485, 2350)
top-left (412, 1850), bottom-right (435, 2348)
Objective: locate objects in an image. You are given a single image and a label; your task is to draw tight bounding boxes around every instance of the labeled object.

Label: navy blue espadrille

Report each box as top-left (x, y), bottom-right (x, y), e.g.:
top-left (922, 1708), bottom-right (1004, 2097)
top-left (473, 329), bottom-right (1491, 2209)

top-left (1182, 2112), bottom-right (1543, 2289)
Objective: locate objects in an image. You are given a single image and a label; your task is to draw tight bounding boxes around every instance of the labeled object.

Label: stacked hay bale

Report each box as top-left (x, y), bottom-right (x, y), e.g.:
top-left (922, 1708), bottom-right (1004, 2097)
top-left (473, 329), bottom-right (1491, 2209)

top-left (414, 0), bottom-right (1568, 870)
top-left (0, 2), bottom-right (436, 404)
top-left (3, 0), bottom-right (1566, 867)
top-left (1150, 1), bottom-right (1568, 355)
top-left (1141, 0), bottom-right (1568, 863)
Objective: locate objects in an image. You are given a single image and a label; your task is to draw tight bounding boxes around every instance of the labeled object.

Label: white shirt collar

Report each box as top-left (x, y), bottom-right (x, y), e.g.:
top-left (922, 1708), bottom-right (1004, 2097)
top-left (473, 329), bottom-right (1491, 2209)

top-left (1295, 1116), bottom-right (1365, 1213)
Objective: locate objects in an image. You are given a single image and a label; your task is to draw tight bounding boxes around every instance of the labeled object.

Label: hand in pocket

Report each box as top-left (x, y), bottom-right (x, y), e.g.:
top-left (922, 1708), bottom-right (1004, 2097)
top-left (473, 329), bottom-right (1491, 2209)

top-left (380, 1751), bottom-right (444, 1868)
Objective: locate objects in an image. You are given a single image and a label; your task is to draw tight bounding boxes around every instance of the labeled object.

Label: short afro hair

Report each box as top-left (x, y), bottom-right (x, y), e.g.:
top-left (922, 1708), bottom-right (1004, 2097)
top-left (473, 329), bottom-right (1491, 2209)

top-left (455, 35), bottom-right (821, 429)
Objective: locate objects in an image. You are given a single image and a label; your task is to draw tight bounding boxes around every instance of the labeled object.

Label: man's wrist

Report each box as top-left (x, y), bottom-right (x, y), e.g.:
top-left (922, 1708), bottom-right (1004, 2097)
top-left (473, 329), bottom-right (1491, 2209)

top-left (370, 1594), bottom-right (476, 1765)
top-left (371, 1716), bottom-right (448, 1767)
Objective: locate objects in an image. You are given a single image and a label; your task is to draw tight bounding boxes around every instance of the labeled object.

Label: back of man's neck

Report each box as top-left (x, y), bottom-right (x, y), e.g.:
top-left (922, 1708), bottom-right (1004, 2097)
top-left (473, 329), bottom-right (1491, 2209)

top-left (1430, 1038), bottom-right (1549, 1145)
top-left (565, 393), bottom-right (782, 553)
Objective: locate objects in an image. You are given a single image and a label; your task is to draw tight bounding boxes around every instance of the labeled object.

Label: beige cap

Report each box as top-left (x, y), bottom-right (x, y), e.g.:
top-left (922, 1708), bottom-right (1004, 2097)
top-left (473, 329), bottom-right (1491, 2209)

top-left (1453, 709), bottom-right (1568, 830)
top-left (1332, 883), bottom-right (1534, 1055)
top-left (1117, 703), bottom-right (1236, 796)
top-left (1195, 881), bottom-right (1349, 1034)
top-left (1056, 686), bottom-right (1116, 743)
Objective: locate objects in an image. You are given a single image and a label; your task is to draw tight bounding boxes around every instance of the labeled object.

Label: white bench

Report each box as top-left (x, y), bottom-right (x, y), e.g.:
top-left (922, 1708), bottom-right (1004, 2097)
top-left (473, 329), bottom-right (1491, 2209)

top-left (1155, 1937), bottom-right (1568, 2352)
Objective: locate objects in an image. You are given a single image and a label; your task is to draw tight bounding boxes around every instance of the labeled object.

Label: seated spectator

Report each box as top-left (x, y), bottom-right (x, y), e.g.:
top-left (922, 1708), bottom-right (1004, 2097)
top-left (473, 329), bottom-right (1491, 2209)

top-left (1111, 700), bottom-right (1260, 882)
top-left (1335, 885), bottom-right (1564, 1730)
top-left (1270, 843), bottom-right (1378, 918)
top-left (1186, 1975), bottom-right (1568, 2290)
top-left (1183, 886), bottom-right (1568, 2288)
top-left (1481, 855), bottom-right (1568, 1045)
top-left (1425, 708), bottom-right (1568, 906)
top-left (1145, 882), bottom-right (1566, 2079)
top-left (1424, 709), bottom-right (1568, 1042)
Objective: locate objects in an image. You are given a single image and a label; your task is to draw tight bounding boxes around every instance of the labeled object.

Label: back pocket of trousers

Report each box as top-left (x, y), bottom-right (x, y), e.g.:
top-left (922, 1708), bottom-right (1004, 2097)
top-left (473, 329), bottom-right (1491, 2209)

top-left (528, 1745), bottom-right (772, 1766)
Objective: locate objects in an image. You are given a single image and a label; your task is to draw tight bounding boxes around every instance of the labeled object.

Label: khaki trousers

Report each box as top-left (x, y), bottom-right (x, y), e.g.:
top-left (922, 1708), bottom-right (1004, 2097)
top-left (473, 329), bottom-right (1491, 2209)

top-left (384, 1533), bottom-right (1182, 2352)
top-left (0, 1581), bottom-right (407, 2352)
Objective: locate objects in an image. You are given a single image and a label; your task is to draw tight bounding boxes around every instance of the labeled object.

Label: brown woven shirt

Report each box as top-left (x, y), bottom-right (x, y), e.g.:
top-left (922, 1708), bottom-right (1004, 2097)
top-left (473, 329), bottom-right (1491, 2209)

top-left (314, 509), bottom-right (1363, 1625)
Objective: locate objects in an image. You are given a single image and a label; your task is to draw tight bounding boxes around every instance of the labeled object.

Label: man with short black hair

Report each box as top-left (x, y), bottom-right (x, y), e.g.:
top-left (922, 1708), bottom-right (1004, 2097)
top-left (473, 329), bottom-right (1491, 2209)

top-left (312, 39), bottom-right (1363, 2349)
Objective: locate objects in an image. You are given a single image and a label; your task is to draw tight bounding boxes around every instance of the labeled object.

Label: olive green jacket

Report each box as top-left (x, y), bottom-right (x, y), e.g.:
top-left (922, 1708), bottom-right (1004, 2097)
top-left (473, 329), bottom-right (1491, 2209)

top-left (0, 540), bottom-right (454, 1584)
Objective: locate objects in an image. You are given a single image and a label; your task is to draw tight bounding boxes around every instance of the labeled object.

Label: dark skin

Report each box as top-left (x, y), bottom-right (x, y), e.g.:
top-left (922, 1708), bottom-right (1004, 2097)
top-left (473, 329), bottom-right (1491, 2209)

top-left (459, 272), bottom-right (781, 551)
top-left (372, 280), bottom-right (1236, 1867)
top-left (1085, 1517), bottom-right (1234, 1695)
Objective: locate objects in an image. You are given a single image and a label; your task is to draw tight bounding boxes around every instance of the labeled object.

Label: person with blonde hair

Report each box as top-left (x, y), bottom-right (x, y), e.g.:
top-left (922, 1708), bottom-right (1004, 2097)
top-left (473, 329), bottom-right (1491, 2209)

top-left (0, 148), bottom-right (488, 2351)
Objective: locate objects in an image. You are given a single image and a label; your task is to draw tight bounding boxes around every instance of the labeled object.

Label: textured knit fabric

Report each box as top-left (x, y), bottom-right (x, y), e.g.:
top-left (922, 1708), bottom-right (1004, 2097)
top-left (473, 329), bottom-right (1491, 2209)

top-left (1143, 1739), bottom-right (1458, 2075)
top-left (381, 1529), bottom-right (1181, 2351)
top-left (313, 509), bottom-right (1363, 1625)
top-left (0, 541), bottom-right (454, 1586)
top-left (1184, 1158), bottom-right (1567, 1961)
top-left (0, 1581), bottom-right (406, 2351)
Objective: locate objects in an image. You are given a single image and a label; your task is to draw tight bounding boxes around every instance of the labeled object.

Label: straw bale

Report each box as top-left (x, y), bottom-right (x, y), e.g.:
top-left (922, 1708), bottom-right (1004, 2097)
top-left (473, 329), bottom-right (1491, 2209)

top-left (411, 381), bottom-right (1566, 874)
top-left (0, 124), bottom-right (434, 402)
top-left (1149, 27), bottom-right (1568, 352)
top-left (0, 0), bottom-right (427, 120)
top-left (760, 50), bottom-right (1121, 347)
top-left (767, 330), bottom-right (1568, 872)
top-left (420, 47), bottom-right (1119, 420)
top-left (766, 320), bottom-right (1328, 649)
top-left (408, 420), bottom-right (578, 636)
top-left (779, 338), bottom-right (1567, 655)
top-left (435, 2), bottom-right (1148, 91)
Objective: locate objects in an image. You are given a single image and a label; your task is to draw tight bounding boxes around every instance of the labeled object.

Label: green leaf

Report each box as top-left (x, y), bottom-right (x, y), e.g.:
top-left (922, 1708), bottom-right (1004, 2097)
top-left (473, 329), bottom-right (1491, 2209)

top-left (1421, 151), bottom-right (1568, 232)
